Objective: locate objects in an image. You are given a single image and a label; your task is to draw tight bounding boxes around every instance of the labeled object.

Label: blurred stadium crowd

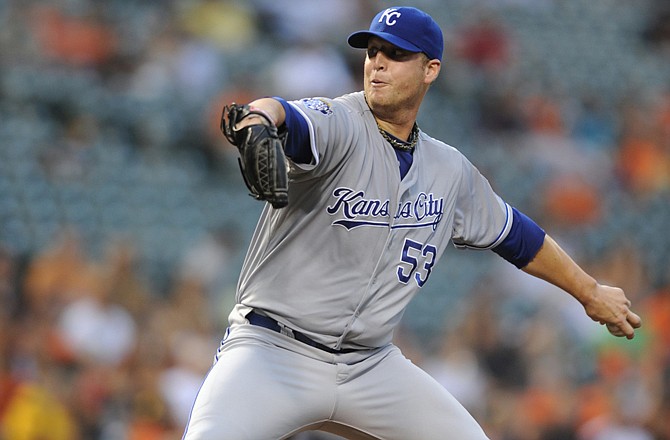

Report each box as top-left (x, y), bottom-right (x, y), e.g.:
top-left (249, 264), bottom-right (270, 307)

top-left (1, 0), bottom-right (669, 439)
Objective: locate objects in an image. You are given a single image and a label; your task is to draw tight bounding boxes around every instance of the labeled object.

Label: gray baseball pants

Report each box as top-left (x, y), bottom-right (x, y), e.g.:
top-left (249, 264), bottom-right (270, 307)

top-left (182, 321), bottom-right (489, 440)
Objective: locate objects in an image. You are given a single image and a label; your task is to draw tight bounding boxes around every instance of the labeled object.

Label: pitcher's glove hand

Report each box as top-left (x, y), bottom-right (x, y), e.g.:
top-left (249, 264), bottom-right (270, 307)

top-left (221, 104), bottom-right (289, 209)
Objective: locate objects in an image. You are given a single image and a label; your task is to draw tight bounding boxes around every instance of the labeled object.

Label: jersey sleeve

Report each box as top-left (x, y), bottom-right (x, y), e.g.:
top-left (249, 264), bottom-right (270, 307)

top-left (275, 97), bottom-right (313, 165)
top-left (285, 97), bottom-right (360, 177)
top-left (492, 207), bottom-right (546, 268)
top-left (451, 156), bottom-right (513, 249)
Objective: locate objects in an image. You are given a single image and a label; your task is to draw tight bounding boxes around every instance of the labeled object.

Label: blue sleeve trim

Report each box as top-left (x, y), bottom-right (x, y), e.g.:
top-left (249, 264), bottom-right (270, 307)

top-left (492, 207), bottom-right (546, 269)
top-left (274, 97), bottom-right (313, 164)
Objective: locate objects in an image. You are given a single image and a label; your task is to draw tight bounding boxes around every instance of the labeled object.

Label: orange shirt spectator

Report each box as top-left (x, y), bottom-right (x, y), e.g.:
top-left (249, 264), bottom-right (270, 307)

top-left (30, 5), bottom-right (117, 66)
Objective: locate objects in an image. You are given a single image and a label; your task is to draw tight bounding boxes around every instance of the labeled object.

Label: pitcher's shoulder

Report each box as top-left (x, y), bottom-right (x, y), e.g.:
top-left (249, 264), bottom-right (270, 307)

top-left (333, 91), bottom-right (368, 114)
top-left (419, 132), bottom-right (465, 158)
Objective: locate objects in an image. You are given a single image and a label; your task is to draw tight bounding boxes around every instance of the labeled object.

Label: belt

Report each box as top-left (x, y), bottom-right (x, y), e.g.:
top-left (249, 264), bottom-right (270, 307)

top-left (246, 310), bottom-right (361, 354)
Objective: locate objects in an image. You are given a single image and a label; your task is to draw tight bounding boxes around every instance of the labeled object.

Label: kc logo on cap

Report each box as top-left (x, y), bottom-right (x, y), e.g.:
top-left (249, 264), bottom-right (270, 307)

top-left (347, 6), bottom-right (444, 61)
top-left (379, 8), bottom-right (402, 26)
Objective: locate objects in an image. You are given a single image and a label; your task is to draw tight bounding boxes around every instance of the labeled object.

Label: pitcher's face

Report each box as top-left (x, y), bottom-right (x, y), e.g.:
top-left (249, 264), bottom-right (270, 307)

top-left (363, 37), bottom-right (440, 116)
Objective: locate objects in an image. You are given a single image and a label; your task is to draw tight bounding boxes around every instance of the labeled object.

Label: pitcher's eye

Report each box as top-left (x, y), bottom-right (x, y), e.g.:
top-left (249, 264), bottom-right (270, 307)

top-left (367, 45), bottom-right (415, 62)
top-left (367, 47), bottom-right (380, 58)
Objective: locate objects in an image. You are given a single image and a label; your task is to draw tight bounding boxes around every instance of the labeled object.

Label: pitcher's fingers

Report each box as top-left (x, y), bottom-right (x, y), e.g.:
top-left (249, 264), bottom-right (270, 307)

top-left (607, 318), bottom-right (636, 339)
top-left (627, 310), bottom-right (642, 329)
top-left (606, 323), bottom-right (626, 337)
top-left (620, 319), bottom-right (636, 339)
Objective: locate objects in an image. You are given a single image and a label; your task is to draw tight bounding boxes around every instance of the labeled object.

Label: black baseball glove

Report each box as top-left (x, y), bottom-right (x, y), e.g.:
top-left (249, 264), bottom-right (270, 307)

top-left (221, 104), bottom-right (289, 209)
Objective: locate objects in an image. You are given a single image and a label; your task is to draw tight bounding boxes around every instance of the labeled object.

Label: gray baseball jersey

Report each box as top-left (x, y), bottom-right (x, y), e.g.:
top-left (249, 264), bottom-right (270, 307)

top-left (183, 91), bottom-right (509, 440)
top-left (232, 91), bottom-right (511, 349)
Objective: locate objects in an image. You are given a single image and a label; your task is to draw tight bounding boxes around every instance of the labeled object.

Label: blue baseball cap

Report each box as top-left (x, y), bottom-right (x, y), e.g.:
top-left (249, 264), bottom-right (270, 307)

top-left (348, 6), bottom-right (444, 61)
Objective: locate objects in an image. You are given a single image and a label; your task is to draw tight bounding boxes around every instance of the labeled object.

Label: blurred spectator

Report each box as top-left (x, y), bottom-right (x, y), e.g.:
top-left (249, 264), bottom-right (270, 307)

top-left (475, 84), bottom-right (525, 135)
top-left (55, 269), bottom-right (137, 367)
top-left (179, 0), bottom-right (259, 53)
top-left (514, 91), bottom-right (615, 214)
top-left (269, 41), bottom-right (357, 100)
top-left (29, 4), bottom-right (118, 67)
top-left (570, 95), bottom-right (617, 153)
top-left (147, 275), bottom-right (218, 429)
top-left (126, 364), bottom-right (176, 440)
top-left (128, 29), bottom-right (190, 103)
top-left (21, 227), bottom-right (99, 318)
top-left (100, 236), bottom-right (155, 320)
top-left (541, 173), bottom-right (603, 227)
top-left (156, 274), bottom-right (217, 338)
top-left (642, 285), bottom-right (670, 356)
top-left (578, 398), bottom-right (655, 440)
top-left (252, 0), bottom-right (361, 45)
top-left (173, 37), bottom-right (228, 106)
top-left (466, 291), bottom-right (530, 392)
top-left (422, 324), bottom-right (488, 417)
top-left (522, 92), bottom-right (566, 136)
top-left (179, 223), bottom-right (242, 316)
top-left (1, 378), bottom-right (79, 440)
top-left (453, 9), bottom-right (513, 74)
top-left (1, 308), bottom-right (81, 439)
top-left (159, 330), bottom-right (213, 428)
top-left (615, 99), bottom-right (670, 197)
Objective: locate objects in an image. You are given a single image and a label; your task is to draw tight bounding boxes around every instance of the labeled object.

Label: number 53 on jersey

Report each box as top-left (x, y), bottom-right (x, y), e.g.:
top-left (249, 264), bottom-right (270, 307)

top-left (397, 238), bottom-right (437, 287)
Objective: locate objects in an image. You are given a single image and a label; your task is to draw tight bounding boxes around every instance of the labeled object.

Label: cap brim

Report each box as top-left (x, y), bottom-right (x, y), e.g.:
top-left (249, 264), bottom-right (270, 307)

top-left (347, 31), bottom-right (423, 54)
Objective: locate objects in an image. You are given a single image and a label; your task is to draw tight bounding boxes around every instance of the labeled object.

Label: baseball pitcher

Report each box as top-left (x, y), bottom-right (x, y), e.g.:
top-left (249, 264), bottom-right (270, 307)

top-left (183, 6), bottom-right (641, 440)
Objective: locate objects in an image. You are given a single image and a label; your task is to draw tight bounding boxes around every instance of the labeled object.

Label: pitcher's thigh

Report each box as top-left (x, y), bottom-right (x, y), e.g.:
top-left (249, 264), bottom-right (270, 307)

top-left (183, 338), bottom-right (336, 440)
top-left (336, 348), bottom-right (489, 440)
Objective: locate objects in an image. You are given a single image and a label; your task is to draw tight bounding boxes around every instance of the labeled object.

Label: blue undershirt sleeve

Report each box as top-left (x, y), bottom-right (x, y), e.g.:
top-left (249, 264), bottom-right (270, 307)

top-left (492, 207), bottom-right (546, 269)
top-left (274, 97), bottom-right (313, 164)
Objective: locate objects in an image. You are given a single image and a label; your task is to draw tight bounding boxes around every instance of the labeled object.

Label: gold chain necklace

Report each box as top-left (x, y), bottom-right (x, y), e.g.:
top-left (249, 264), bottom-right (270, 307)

top-left (363, 92), bottom-right (420, 152)
top-left (377, 123), bottom-right (419, 152)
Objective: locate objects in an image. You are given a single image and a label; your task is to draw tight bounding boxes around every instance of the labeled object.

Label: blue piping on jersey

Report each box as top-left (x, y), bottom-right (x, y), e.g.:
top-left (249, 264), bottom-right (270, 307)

top-left (453, 202), bottom-right (513, 250)
top-left (492, 207), bottom-right (546, 268)
top-left (275, 97), bottom-right (318, 166)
